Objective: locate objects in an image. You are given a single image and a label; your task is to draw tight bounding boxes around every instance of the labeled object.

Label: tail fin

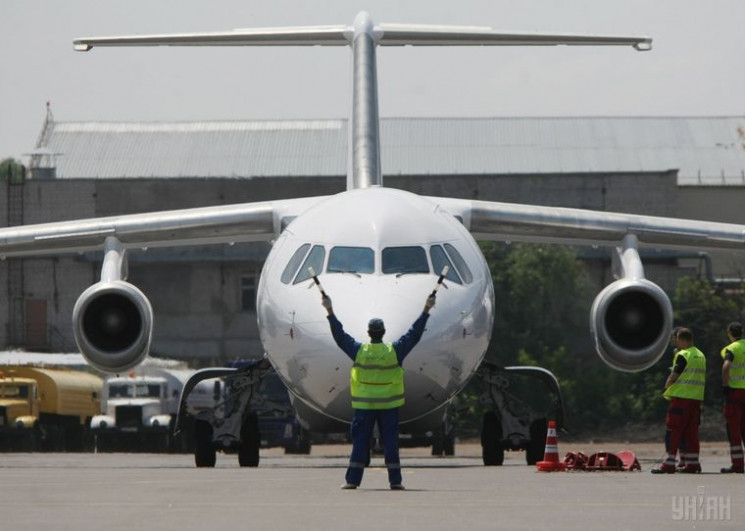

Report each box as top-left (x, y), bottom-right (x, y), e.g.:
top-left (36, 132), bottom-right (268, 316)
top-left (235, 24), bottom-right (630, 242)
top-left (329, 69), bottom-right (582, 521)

top-left (74, 12), bottom-right (652, 190)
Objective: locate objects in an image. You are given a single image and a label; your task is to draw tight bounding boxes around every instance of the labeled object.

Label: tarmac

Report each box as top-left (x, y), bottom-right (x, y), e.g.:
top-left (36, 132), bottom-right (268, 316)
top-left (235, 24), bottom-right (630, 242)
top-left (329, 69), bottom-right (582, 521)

top-left (0, 441), bottom-right (741, 530)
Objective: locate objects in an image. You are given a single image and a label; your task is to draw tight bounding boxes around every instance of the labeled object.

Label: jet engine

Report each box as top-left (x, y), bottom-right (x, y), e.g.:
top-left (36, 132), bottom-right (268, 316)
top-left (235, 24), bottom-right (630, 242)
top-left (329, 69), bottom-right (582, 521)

top-left (590, 276), bottom-right (673, 372)
top-left (73, 280), bottom-right (153, 373)
top-left (589, 234), bottom-right (674, 372)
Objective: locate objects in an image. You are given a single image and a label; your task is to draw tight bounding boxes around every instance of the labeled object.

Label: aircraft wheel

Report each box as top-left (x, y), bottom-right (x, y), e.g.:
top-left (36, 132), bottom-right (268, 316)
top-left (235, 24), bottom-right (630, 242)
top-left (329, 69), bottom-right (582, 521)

top-left (443, 427), bottom-right (456, 456)
top-left (431, 437), bottom-right (444, 456)
top-left (481, 411), bottom-right (504, 466)
top-left (526, 418), bottom-right (548, 465)
top-left (294, 427), bottom-right (312, 455)
top-left (238, 413), bottom-right (260, 467)
top-left (194, 420), bottom-right (216, 468)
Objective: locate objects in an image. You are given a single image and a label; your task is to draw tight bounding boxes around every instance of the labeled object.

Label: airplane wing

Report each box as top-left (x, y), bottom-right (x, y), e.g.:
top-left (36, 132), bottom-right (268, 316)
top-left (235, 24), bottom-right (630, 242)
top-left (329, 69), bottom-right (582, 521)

top-left (0, 196), bottom-right (325, 258)
top-left (428, 196), bottom-right (745, 251)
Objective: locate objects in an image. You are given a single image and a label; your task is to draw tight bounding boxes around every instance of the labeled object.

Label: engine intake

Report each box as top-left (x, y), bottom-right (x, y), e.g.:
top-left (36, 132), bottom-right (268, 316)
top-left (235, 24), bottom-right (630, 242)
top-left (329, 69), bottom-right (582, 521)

top-left (590, 278), bottom-right (672, 372)
top-left (73, 281), bottom-right (153, 373)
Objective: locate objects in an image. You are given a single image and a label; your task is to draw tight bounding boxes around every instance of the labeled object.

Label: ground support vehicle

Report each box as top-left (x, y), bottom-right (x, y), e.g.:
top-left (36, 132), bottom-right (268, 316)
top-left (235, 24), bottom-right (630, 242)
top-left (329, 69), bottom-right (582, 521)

top-left (252, 371), bottom-right (312, 454)
top-left (0, 366), bottom-right (102, 452)
top-left (176, 359), bottom-right (310, 467)
top-left (477, 362), bottom-right (566, 466)
top-left (91, 375), bottom-right (174, 452)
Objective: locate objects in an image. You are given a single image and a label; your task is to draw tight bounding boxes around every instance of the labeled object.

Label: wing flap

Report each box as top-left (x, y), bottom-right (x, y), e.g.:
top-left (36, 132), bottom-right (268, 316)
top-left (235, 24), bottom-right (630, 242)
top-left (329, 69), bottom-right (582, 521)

top-left (430, 197), bottom-right (745, 251)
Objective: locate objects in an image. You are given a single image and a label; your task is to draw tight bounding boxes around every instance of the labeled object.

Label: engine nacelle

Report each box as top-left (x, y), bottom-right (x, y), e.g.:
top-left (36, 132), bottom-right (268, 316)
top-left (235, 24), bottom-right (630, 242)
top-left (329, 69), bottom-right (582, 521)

top-left (73, 280), bottom-right (153, 374)
top-left (590, 278), bottom-right (673, 372)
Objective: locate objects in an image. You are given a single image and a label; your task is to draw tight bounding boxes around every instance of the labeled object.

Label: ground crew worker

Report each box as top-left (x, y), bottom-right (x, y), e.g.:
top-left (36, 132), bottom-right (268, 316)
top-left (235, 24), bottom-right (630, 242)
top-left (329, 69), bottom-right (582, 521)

top-left (322, 293), bottom-right (435, 490)
top-left (720, 322), bottom-right (745, 474)
top-left (651, 327), bottom-right (706, 474)
top-left (669, 327), bottom-right (689, 470)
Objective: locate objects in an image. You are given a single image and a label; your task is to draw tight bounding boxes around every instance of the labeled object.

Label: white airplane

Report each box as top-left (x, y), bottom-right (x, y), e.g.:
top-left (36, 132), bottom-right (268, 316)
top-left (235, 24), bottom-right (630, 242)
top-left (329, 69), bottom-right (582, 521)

top-left (2, 12), bottom-right (744, 441)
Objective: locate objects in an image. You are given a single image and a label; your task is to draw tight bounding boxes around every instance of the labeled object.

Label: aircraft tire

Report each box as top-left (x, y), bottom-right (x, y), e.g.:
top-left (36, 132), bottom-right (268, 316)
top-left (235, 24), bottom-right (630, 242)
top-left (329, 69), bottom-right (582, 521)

top-left (481, 411), bottom-right (504, 466)
top-left (194, 420), bottom-right (216, 468)
top-left (238, 413), bottom-right (260, 467)
top-left (526, 418), bottom-right (548, 465)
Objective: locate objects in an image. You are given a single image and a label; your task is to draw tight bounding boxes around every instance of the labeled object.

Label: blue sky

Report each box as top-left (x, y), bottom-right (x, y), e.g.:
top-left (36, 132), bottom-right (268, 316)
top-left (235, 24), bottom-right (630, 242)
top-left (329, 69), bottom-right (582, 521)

top-left (2, 0), bottom-right (744, 161)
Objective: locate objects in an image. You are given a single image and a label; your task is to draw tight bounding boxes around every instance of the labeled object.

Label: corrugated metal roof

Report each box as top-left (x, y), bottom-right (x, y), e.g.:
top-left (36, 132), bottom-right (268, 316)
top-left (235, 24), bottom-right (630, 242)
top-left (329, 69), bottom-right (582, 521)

top-left (33, 116), bottom-right (745, 186)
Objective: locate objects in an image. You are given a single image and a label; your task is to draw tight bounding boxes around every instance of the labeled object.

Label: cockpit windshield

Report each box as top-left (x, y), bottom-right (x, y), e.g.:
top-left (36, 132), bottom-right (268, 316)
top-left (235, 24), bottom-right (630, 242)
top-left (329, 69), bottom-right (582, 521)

top-left (294, 245), bottom-right (326, 284)
top-left (327, 246), bottom-right (374, 275)
top-left (430, 245), bottom-right (462, 284)
top-left (382, 246), bottom-right (429, 275)
top-left (281, 244), bottom-right (310, 284)
top-left (444, 243), bottom-right (473, 284)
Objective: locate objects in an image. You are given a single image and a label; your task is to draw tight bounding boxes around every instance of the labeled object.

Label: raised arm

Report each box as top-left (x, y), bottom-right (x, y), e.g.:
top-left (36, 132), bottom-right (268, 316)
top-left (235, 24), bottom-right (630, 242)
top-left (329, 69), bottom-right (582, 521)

top-left (392, 295), bottom-right (436, 364)
top-left (323, 296), bottom-right (361, 361)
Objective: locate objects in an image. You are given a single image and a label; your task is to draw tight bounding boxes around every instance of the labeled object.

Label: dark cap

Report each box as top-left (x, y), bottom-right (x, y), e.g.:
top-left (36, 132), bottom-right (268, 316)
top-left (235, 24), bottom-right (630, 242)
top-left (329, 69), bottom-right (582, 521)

top-left (727, 322), bottom-right (743, 338)
top-left (368, 318), bottom-right (385, 332)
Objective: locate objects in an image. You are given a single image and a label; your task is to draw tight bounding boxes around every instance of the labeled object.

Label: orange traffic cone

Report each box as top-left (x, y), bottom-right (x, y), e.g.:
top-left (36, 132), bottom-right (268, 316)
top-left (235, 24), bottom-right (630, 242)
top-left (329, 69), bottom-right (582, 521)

top-left (536, 420), bottom-right (567, 472)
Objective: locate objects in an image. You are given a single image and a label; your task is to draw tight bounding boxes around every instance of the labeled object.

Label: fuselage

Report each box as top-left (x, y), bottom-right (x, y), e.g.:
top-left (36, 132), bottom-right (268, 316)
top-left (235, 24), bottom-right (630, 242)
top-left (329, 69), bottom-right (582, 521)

top-left (257, 187), bottom-right (494, 430)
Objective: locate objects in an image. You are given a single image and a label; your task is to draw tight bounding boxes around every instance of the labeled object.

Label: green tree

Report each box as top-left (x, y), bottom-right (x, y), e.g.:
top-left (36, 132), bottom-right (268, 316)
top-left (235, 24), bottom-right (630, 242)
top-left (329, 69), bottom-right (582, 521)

top-left (481, 242), bottom-right (594, 366)
top-left (0, 158), bottom-right (25, 183)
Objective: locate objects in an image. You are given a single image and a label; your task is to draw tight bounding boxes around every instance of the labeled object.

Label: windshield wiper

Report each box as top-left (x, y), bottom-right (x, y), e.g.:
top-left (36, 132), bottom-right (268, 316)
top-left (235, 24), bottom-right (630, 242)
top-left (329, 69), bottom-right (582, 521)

top-left (331, 269), bottom-right (361, 278)
top-left (395, 271), bottom-right (428, 278)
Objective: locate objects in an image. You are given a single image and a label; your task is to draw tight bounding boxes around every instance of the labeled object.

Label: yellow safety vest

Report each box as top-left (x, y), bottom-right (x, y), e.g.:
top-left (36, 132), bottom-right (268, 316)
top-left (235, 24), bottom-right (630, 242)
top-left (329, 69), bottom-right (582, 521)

top-left (350, 343), bottom-right (404, 410)
top-left (721, 339), bottom-right (745, 390)
top-left (664, 347), bottom-right (706, 401)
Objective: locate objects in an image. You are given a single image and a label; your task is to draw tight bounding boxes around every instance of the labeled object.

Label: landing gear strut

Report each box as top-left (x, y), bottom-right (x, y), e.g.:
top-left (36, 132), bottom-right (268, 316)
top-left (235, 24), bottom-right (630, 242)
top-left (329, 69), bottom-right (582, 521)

top-left (476, 362), bottom-right (565, 466)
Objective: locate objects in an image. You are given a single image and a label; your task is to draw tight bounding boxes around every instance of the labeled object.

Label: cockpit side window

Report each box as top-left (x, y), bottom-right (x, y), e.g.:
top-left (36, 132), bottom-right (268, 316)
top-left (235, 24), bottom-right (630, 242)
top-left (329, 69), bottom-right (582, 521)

top-left (327, 246), bottom-right (374, 275)
top-left (281, 244), bottom-right (311, 284)
top-left (444, 243), bottom-right (473, 284)
top-left (294, 245), bottom-right (326, 284)
top-left (430, 245), bottom-right (462, 284)
top-left (382, 246), bottom-right (429, 275)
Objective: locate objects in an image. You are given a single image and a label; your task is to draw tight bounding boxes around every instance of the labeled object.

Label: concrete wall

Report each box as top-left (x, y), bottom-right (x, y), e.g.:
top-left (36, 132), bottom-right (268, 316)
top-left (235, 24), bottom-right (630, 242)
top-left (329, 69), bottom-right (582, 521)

top-left (129, 261), bottom-right (263, 364)
top-left (0, 180), bottom-right (7, 344)
top-left (23, 180), bottom-right (96, 223)
top-left (92, 177), bottom-right (345, 216)
top-left (677, 186), bottom-right (745, 278)
top-left (390, 171), bottom-right (677, 217)
top-left (0, 180), bottom-right (7, 226)
top-left (0, 258), bottom-right (6, 347)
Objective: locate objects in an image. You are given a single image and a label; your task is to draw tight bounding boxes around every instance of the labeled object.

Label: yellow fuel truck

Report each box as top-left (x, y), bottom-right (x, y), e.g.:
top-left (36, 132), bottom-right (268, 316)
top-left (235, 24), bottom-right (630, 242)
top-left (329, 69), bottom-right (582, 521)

top-left (0, 366), bottom-right (102, 452)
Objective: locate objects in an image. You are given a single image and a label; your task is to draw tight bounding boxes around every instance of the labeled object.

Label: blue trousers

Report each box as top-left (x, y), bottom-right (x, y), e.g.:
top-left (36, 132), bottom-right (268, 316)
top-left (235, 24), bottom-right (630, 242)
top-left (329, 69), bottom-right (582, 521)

top-left (345, 408), bottom-right (402, 486)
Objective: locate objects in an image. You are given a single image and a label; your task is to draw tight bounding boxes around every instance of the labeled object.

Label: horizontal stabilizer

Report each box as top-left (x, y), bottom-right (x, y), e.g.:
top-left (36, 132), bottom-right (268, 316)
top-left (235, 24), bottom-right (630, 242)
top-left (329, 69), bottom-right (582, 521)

top-left (73, 26), bottom-right (350, 51)
top-left (377, 24), bottom-right (651, 50)
top-left (74, 21), bottom-right (651, 51)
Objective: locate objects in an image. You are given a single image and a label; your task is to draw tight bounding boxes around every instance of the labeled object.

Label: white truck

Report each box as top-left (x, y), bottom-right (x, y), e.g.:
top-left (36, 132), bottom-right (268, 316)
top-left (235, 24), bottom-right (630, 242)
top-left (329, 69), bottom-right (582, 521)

top-left (90, 374), bottom-right (174, 452)
top-left (90, 365), bottom-right (214, 452)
